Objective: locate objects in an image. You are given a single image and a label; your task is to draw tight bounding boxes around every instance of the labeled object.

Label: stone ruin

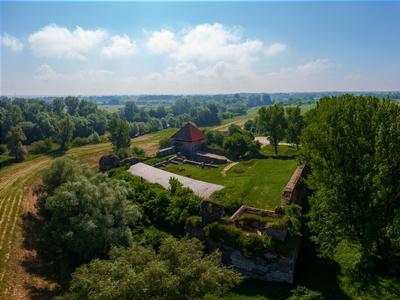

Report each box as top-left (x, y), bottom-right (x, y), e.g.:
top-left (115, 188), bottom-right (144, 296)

top-left (185, 164), bottom-right (308, 283)
top-left (280, 164), bottom-right (308, 206)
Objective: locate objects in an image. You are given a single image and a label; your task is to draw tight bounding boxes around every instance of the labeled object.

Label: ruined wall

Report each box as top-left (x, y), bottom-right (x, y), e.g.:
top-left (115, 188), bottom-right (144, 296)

top-left (207, 238), bottom-right (300, 283)
top-left (280, 164), bottom-right (308, 206)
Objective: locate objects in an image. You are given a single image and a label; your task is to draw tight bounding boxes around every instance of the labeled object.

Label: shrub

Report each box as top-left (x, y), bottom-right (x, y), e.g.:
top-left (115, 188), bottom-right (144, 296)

top-left (88, 132), bottom-right (101, 144)
top-left (132, 145), bottom-right (145, 156)
top-left (140, 226), bottom-right (169, 249)
top-left (205, 222), bottom-right (244, 249)
top-left (186, 215), bottom-right (202, 227)
top-left (0, 144), bottom-right (7, 155)
top-left (205, 221), bottom-right (277, 257)
top-left (115, 147), bottom-right (130, 159)
top-left (159, 137), bottom-right (172, 149)
top-left (31, 139), bottom-right (53, 154)
top-left (72, 136), bottom-right (90, 147)
top-left (288, 286), bottom-right (324, 300)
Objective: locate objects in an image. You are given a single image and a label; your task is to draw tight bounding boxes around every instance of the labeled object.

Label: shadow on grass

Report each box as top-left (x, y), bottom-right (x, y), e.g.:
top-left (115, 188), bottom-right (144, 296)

top-left (0, 157), bottom-right (17, 168)
top-left (20, 212), bottom-right (77, 300)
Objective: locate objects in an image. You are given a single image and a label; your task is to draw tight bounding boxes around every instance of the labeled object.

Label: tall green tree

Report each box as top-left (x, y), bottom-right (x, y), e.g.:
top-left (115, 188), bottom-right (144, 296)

top-left (38, 158), bottom-right (141, 262)
top-left (52, 98), bottom-right (65, 116)
top-left (257, 105), bottom-right (287, 154)
top-left (286, 106), bottom-right (304, 150)
top-left (6, 126), bottom-right (27, 162)
top-left (124, 101), bottom-right (139, 122)
top-left (65, 96), bottom-right (80, 115)
top-left (109, 118), bottom-right (131, 151)
top-left (57, 237), bottom-right (241, 300)
top-left (57, 115), bottom-right (75, 150)
top-left (301, 95), bottom-right (400, 271)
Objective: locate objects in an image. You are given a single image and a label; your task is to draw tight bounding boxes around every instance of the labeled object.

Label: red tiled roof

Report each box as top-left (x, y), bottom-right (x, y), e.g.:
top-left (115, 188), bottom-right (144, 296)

top-left (171, 123), bottom-right (206, 142)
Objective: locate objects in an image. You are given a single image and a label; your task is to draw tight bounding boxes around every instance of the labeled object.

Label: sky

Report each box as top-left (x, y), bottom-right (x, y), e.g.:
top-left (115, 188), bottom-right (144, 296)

top-left (1, 1), bottom-right (400, 96)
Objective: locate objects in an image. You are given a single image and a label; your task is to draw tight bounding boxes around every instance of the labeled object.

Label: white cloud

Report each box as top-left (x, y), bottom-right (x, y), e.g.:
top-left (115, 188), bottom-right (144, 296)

top-left (173, 23), bottom-right (263, 64)
top-left (101, 34), bottom-right (138, 58)
top-left (264, 42), bottom-right (287, 57)
top-left (147, 29), bottom-right (178, 54)
top-left (1, 33), bottom-right (24, 52)
top-left (28, 24), bottom-right (107, 59)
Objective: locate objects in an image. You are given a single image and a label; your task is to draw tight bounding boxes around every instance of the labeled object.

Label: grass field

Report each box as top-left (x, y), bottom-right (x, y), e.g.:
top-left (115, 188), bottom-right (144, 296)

top-left (161, 157), bottom-right (299, 209)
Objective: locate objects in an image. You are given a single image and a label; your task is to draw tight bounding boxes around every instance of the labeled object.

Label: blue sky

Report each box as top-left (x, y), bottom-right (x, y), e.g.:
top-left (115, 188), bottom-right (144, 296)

top-left (1, 1), bottom-right (399, 95)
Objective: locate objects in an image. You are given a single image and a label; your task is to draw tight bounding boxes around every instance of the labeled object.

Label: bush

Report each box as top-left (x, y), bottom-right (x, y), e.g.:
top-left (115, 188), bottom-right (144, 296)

top-left (288, 286), bottom-right (324, 300)
top-left (72, 137), bottom-right (90, 147)
top-left (186, 215), bottom-right (202, 227)
top-left (205, 221), bottom-right (276, 257)
top-left (132, 145), bottom-right (145, 156)
top-left (115, 147), bottom-right (131, 159)
top-left (159, 137), bottom-right (172, 149)
top-left (31, 139), bottom-right (53, 154)
top-left (88, 132), bottom-right (101, 144)
top-left (0, 144), bottom-right (7, 155)
top-left (140, 226), bottom-right (169, 249)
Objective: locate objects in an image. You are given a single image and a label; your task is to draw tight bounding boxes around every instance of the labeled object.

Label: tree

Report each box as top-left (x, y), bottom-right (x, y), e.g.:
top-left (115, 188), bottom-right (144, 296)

top-left (223, 133), bottom-right (260, 160)
top-left (65, 97), bottom-right (80, 115)
top-left (57, 237), bottom-right (242, 300)
top-left (286, 106), bottom-right (304, 150)
top-left (257, 105), bottom-right (287, 154)
top-left (52, 98), bottom-right (65, 116)
top-left (124, 100), bottom-right (139, 122)
top-left (6, 126), bottom-right (27, 161)
top-left (57, 115), bottom-right (75, 150)
top-left (301, 95), bottom-right (400, 271)
top-left (109, 118), bottom-right (131, 151)
top-left (37, 158), bottom-right (141, 262)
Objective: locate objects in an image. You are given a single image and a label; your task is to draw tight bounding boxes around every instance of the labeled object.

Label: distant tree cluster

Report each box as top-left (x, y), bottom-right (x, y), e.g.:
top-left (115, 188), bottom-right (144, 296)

top-left (0, 97), bottom-right (108, 160)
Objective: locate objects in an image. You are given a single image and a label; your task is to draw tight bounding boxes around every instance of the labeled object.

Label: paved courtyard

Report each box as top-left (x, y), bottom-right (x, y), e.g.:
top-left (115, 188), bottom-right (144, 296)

top-left (128, 162), bottom-right (224, 199)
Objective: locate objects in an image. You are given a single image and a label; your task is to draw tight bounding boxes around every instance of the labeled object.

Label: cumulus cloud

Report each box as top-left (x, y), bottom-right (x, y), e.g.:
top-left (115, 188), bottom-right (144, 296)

top-left (147, 23), bottom-right (262, 64)
top-left (1, 33), bottom-right (24, 51)
top-left (265, 42), bottom-right (287, 57)
top-left (28, 24), bottom-right (107, 59)
top-left (174, 23), bottom-right (262, 64)
top-left (147, 29), bottom-right (178, 54)
top-left (101, 34), bottom-right (138, 58)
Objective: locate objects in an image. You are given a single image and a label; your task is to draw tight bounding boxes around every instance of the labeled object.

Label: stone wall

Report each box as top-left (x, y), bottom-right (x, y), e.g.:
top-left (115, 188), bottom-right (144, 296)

top-left (200, 200), bottom-right (225, 225)
top-left (207, 238), bottom-right (300, 283)
top-left (157, 146), bottom-right (176, 157)
top-left (280, 164), bottom-right (308, 206)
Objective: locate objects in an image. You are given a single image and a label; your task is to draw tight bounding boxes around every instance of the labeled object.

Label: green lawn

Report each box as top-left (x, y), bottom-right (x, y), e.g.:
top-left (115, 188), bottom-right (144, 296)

top-left (261, 144), bottom-right (300, 156)
top-left (161, 157), bottom-right (299, 210)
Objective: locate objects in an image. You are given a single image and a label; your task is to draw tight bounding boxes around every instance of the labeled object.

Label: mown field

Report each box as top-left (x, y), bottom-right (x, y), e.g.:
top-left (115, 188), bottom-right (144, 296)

top-left (161, 155), bottom-right (299, 209)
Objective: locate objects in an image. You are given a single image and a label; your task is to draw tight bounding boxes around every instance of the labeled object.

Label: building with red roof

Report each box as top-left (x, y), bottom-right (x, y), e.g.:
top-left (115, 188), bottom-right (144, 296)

top-left (171, 123), bottom-right (206, 154)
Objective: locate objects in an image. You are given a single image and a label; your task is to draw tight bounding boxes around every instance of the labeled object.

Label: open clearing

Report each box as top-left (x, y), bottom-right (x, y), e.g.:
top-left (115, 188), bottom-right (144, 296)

top-left (161, 158), bottom-right (299, 209)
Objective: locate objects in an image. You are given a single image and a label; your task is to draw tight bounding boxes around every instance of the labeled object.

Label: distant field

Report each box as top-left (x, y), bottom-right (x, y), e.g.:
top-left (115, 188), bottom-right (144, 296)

top-left (98, 104), bottom-right (124, 112)
top-left (161, 157), bottom-right (299, 209)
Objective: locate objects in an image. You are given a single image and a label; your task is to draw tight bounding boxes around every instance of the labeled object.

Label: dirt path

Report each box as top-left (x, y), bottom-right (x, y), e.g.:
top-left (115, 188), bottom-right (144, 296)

top-left (222, 162), bottom-right (238, 176)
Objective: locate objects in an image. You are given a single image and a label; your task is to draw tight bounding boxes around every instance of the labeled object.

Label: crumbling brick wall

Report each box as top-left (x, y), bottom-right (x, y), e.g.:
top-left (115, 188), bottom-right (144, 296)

top-left (280, 164), bottom-right (308, 206)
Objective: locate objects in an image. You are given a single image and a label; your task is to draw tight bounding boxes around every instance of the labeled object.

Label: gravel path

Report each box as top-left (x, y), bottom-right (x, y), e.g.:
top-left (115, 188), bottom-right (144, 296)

top-left (222, 162), bottom-right (238, 176)
top-left (128, 163), bottom-right (224, 199)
